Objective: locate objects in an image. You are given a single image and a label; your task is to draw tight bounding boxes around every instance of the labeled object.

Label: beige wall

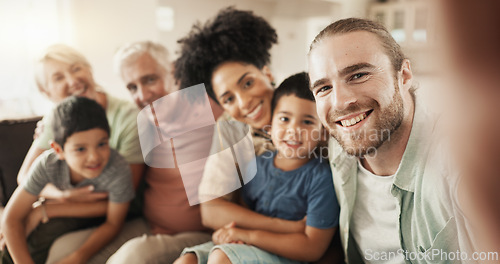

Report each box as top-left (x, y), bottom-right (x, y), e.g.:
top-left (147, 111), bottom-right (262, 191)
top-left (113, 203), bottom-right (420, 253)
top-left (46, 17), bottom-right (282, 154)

top-left (62, 0), bottom-right (369, 100)
top-left (0, 0), bottom-right (374, 118)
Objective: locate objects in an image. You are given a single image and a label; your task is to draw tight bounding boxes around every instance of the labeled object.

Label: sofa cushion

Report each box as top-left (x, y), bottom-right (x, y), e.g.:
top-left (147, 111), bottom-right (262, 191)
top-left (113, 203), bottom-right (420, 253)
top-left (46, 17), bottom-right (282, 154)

top-left (0, 116), bottom-right (42, 206)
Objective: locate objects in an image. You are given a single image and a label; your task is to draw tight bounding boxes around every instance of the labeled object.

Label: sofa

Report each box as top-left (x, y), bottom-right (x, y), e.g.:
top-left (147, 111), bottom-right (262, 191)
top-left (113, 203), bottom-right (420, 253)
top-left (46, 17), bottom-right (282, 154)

top-left (0, 116), bottom-right (42, 206)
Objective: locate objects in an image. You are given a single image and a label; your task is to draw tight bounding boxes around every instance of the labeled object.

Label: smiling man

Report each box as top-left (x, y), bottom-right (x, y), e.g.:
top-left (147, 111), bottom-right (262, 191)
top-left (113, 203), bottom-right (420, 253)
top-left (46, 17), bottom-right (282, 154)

top-left (308, 18), bottom-right (459, 263)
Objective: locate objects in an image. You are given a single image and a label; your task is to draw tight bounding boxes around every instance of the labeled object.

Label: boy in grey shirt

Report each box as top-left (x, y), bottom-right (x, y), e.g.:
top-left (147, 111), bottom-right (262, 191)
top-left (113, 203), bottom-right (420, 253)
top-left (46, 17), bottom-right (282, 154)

top-left (1, 96), bottom-right (134, 264)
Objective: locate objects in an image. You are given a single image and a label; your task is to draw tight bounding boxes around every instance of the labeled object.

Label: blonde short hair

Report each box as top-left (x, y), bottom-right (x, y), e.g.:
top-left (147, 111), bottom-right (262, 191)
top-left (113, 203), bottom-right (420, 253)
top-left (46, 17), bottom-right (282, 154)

top-left (34, 44), bottom-right (92, 93)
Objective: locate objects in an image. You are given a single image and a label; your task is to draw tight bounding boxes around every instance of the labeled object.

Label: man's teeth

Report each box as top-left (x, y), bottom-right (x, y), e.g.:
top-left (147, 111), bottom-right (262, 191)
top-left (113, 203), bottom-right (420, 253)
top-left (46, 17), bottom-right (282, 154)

top-left (340, 113), bottom-right (367, 127)
top-left (246, 103), bottom-right (262, 119)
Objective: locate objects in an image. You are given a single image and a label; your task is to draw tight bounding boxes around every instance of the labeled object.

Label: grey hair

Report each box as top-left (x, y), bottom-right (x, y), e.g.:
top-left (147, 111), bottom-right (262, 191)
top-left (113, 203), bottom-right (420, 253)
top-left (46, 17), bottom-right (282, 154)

top-left (34, 44), bottom-right (92, 93)
top-left (113, 41), bottom-right (171, 76)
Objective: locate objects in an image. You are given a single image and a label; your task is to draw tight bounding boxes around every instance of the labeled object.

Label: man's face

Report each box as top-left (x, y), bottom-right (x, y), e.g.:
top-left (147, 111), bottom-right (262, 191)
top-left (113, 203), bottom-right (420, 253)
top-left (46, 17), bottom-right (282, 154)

top-left (308, 31), bottom-right (411, 157)
top-left (121, 53), bottom-right (175, 108)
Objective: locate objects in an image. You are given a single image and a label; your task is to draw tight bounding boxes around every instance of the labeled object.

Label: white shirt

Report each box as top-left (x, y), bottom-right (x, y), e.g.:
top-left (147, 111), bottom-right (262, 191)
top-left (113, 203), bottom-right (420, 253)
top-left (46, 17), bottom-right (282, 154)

top-left (350, 160), bottom-right (405, 264)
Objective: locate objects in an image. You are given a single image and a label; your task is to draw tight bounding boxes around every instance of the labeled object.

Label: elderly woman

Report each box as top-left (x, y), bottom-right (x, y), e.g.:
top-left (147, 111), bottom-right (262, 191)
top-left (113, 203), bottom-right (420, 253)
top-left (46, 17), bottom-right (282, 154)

top-left (12, 44), bottom-right (144, 264)
top-left (18, 44), bottom-right (144, 194)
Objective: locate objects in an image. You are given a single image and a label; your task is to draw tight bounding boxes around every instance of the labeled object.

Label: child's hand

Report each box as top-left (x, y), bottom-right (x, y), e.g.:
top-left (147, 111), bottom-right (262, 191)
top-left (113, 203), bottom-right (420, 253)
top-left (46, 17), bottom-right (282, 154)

top-left (212, 221), bottom-right (248, 245)
top-left (61, 185), bottom-right (108, 202)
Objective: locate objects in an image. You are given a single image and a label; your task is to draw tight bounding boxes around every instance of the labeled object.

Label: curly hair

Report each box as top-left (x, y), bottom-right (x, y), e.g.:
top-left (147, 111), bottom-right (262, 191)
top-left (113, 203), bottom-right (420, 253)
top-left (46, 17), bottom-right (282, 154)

top-left (174, 7), bottom-right (277, 103)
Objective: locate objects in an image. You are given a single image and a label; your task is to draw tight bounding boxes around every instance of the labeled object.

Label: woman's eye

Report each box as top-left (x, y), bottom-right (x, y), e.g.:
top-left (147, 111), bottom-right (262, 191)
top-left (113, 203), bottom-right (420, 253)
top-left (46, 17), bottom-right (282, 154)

top-left (279, 117), bottom-right (289, 122)
top-left (98, 142), bottom-right (108, 147)
top-left (223, 96), bottom-right (234, 105)
top-left (146, 76), bottom-right (157, 84)
top-left (72, 66), bottom-right (81, 73)
top-left (54, 76), bottom-right (64, 82)
top-left (243, 79), bottom-right (254, 89)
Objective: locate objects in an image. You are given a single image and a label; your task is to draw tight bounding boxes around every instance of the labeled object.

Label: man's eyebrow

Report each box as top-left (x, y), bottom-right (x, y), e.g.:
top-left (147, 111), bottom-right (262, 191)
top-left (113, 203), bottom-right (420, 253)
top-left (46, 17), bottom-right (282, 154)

top-left (339, 63), bottom-right (376, 76)
top-left (140, 74), bottom-right (157, 81)
top-left (311, 78), bottom-right (329, 90)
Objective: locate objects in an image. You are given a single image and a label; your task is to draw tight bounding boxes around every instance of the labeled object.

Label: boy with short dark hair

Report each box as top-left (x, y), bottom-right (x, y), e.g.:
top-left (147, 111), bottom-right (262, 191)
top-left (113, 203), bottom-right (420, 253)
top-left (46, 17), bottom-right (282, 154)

top-left (175, 72), bottom-right (339, 264)
top-left (1, 96), bottom-right (134, 264)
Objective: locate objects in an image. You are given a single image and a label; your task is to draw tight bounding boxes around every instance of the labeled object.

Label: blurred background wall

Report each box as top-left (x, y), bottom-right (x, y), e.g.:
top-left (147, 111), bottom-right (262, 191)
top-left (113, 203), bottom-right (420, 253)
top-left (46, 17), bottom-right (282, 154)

top-left (0, 0), bottom-right (438, 119)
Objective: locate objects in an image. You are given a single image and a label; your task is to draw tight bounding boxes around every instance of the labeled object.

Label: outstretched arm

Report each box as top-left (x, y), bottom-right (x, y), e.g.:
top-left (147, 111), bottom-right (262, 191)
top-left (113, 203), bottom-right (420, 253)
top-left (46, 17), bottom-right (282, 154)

top-left (17, 145), bottom-right (44, 185)
top-left (200, 197), bottom-right (305, 234)
top-left (1, 188), bottom-right (39, 264)
top-left (214, 223), bottom-right (336, 262)
top-left (55, 201), bottom-right (129, 264)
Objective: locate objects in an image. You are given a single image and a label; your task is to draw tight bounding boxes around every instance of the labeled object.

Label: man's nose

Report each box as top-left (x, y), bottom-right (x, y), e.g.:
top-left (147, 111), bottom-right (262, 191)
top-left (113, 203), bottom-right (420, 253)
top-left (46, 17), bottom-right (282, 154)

top-left (331, 83), bottom-right (357, 111)
top-left (137, 86), bottom-right (151, 104)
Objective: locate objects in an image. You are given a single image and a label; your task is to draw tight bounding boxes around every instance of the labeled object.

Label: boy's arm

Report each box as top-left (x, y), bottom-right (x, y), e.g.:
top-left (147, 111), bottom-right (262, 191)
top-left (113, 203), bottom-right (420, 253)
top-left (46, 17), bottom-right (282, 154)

top-left (201, 198), bottom-right (305, 234)
top-left (44, 200), bottom-right (108, 218)
top-left (57, 201), bottom-right (129, 264)
top-left (39, 163), bottom-right (142, 201)
top-left (40, 184), bottom-right (109, 202)
top-left (16, 145), bottom-right (44, 184)
top-left (214, 224), bottom-right (336, 262)
top-left (1, 188), bottom-right (40, 264)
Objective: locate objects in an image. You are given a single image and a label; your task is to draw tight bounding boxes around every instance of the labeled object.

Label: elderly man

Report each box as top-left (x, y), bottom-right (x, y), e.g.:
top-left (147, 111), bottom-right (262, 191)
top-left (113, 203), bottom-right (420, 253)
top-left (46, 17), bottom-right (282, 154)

top-left (106, 41), bottom-right (224, 263)
top-left (308, 18), bottom-right (458, 263)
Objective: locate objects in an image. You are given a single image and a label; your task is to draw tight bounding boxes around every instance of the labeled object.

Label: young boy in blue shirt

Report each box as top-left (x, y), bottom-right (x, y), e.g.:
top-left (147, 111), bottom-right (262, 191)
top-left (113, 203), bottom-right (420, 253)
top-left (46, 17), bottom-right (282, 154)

top-left (175, 72), bottom-right (339, 264)
top-left (1, 96), bottom-right (134, 264)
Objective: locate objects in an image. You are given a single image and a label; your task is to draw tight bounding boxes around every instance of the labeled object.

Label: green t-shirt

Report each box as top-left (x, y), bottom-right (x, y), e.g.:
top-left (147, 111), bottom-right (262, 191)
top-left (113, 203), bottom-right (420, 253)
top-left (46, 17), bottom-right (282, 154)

top-left (35, 93), bottom-right (143, 164)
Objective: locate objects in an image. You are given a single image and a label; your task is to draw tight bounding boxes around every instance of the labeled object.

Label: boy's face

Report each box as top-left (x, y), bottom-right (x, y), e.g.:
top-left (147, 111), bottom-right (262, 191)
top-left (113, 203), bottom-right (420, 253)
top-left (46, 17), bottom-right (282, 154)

top-left (270, 94), bottom-right (323, 160)
top-left (53, 128), bottom-right (110, 182)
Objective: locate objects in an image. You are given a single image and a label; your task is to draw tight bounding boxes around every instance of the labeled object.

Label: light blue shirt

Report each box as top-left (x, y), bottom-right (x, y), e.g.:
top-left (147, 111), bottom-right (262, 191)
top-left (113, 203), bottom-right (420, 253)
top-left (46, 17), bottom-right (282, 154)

top-left (243, 151), bottom-right (339, 229)
top-left (329, 99), bottom-right (459, 263)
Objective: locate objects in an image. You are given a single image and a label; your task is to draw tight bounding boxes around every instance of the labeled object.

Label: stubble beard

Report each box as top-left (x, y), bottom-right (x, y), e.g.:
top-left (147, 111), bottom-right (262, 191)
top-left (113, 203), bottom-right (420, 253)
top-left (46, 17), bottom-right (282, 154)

top-left (327, 81), bottom-right (405, 157)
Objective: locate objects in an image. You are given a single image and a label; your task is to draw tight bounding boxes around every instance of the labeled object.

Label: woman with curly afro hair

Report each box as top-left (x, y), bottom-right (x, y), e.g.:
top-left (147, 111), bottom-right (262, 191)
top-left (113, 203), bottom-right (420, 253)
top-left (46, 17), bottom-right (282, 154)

top-left (173, 7), bottom-right (322, 264)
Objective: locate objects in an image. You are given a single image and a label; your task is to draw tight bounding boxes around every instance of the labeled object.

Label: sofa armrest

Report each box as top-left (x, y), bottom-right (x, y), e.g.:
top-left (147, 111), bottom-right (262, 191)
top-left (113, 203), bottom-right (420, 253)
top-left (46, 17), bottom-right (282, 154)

top-left (0, 116), bottom-right (42, 206)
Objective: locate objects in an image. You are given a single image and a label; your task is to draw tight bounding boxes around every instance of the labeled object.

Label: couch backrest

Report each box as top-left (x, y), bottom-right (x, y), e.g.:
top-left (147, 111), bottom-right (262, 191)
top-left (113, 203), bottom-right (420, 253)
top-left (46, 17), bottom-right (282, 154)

top-left (0, 116), bottom-right (41, 206)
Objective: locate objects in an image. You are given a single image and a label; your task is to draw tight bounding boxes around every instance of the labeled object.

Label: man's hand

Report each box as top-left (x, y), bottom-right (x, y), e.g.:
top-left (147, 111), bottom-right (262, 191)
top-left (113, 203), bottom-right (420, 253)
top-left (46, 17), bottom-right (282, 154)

top-left (212, 222), bottom-right (248, 245)
top-left (0, 205), bottom-right (47, 250)
top-left (55, 251), bottom-right (87, 264)
top-left (60, 186), bottom-right (108, 202)
top-left (0, 232), bottom-right (5, 250)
